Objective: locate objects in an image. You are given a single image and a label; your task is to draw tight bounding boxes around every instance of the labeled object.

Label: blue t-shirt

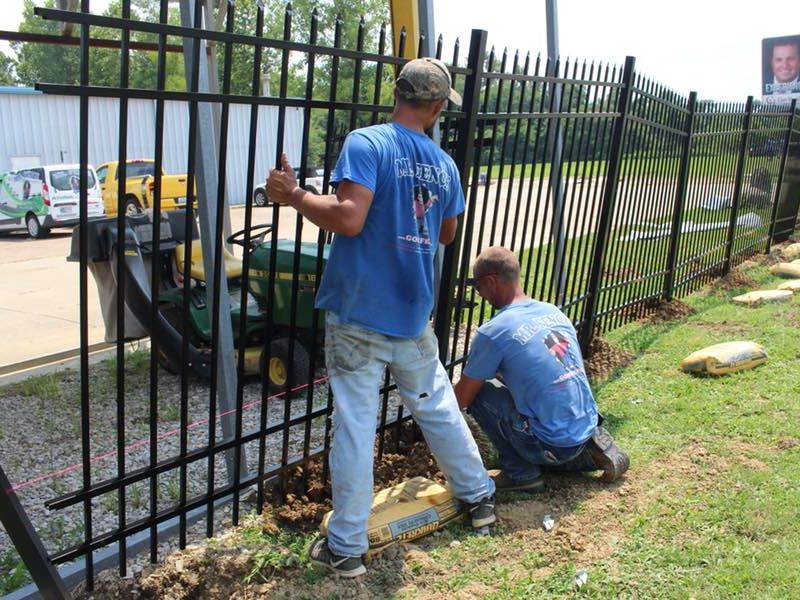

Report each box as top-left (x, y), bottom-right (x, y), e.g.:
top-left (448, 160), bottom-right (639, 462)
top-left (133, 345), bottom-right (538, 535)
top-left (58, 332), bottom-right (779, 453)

top-left (315, 123), bottom-right (465, 337)
top-left (463, 299), bottom-right (598, 447)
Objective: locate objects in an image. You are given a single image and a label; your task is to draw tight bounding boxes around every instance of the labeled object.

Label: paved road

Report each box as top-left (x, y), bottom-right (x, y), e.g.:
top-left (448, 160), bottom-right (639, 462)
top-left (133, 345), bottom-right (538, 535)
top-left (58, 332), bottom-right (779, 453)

top-left (0, 206), bottom-right (320, 368)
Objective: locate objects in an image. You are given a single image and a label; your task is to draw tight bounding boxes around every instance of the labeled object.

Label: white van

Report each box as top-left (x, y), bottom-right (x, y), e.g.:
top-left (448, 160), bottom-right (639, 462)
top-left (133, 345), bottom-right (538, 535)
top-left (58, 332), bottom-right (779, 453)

top-left (0, 163), bottom-right (105, 238)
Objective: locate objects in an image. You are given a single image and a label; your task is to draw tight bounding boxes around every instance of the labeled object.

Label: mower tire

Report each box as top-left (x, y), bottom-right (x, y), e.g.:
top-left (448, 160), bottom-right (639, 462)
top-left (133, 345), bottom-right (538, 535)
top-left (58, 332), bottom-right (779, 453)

top-left (261, 337), bottom-right (311, 397)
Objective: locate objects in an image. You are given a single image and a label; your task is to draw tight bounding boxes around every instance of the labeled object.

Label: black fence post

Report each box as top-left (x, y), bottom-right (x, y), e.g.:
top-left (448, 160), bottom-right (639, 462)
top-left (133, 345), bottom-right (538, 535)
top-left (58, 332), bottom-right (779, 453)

top-left (434, 29), bottom-right (488, 362)
top-left (766, 99), bottom-right (797, 253)
top-left (662, 91), bottom-right (698, 300)
top-left (578, 56), bottom-right (636, 352)
top-left (0, 465), bottom-right (72, 599)
top-left (723, 95), bottom-right (754, 273)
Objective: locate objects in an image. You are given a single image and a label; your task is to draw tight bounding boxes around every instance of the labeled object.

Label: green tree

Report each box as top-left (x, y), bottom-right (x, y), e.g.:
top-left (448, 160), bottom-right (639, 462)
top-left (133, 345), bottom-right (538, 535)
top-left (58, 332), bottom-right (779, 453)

top-left (0, 51), bottom-right (16, 85)
top-left (13, 0), bottom-right (80, 86)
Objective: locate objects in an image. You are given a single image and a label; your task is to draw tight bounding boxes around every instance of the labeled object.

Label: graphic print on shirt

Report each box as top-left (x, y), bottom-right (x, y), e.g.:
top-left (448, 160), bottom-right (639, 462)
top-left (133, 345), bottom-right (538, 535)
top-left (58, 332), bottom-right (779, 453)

top-left (542, 329), bottom-right (580, 371)
top-left (394, 157), bottom-right (450, 254)
top-left (412, 185), bottom-right (438, 237)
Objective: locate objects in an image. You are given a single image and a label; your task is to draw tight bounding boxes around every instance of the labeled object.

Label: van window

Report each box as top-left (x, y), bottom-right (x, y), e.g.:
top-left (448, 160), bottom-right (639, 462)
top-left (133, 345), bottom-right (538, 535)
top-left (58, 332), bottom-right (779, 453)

top-left (96, 165), bottom-right (107, 184)
top-left (18, 169), bottom-right (43, 181)
top-left (49, 168), bottom-right (97, 191)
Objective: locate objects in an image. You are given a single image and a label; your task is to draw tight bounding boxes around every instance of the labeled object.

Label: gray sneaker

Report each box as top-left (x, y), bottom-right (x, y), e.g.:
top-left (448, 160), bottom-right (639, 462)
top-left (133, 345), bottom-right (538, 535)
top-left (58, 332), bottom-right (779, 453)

top-left (491, 470), bottom-right (544, 493)
top-left (308, 538), bottom-right (366, 578)
top-left (586, 426), bottom-right (629, 482)
top-left (462, 494), bottom-right (497, 528)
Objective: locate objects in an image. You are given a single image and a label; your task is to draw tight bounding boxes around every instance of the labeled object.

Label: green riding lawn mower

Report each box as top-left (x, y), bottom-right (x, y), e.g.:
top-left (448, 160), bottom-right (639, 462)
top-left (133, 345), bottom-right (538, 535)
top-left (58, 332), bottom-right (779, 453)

top-left (71, 209), bottom-right (329, 394)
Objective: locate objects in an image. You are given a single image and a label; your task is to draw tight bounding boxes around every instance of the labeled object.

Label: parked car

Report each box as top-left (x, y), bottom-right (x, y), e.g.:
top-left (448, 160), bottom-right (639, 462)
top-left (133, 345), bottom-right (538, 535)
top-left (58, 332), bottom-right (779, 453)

top-left (253, 167), bottom-right (325, 207)
top-left (0, 163), bottom-right (104, 238)
top-left (97, 159), bottom-right (195, 216)
top-left (748, 138), bottom-right (780, 157)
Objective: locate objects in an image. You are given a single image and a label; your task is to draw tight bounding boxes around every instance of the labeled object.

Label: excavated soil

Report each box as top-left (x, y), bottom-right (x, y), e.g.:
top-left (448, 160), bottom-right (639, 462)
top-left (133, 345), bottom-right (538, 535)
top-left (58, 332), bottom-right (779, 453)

top-left (583, 337), bottom-right (634, 382)
top-left (713, 269), bottom-right (758, 290)
top-left (641, 298), bottom-right (695, 324)
top-left (267, 423), bottom-right (441, 532)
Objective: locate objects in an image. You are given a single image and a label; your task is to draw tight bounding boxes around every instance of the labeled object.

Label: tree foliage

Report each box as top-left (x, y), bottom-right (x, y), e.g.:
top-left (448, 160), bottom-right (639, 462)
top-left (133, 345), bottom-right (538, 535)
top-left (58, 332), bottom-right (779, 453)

top-left (0, 51), bottom-right (16, 85)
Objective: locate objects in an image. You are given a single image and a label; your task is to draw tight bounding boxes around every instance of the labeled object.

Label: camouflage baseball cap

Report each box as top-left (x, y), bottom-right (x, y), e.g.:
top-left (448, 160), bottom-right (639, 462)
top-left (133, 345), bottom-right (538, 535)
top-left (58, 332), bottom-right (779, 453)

top-left (395, 57), bottom-right (462, 106)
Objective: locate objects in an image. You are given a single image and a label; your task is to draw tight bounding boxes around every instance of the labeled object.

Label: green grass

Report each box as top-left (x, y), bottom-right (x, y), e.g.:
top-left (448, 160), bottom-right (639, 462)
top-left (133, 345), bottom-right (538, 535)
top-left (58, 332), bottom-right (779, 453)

top-left (412, 260), bottom-right (800, 598)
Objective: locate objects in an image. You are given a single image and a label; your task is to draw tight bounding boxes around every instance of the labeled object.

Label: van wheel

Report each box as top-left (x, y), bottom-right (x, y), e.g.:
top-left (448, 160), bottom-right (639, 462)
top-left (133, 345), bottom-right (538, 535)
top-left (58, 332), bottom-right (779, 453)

top-left (253, 188), bottom-right (268, 207)
top-left (26, 214), bottom-right (46, 239)
top-left (260, 337), bottom-right (311, 398)
top-left (124, 196), bottom-right (142, 216)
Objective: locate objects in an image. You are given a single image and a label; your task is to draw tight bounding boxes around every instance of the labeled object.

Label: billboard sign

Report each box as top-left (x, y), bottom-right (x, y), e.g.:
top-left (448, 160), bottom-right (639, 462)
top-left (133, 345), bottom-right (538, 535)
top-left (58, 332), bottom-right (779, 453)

top-left (762, 35), bottom-right (800, 105)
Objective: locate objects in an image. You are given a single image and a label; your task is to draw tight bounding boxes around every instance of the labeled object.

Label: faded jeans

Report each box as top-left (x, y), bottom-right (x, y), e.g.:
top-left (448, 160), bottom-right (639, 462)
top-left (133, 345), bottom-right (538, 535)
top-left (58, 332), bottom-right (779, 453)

top-left (467, 379), bottom-right (598, 481)
top-left (325, 312), bottom-right (495, 557)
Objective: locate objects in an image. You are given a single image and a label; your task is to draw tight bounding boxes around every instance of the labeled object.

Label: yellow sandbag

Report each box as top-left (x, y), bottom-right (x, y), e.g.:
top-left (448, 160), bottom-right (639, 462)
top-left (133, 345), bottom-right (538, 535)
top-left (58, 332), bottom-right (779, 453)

top-left (320, 476), bottom-right (464, 555)
top-left (770, 263), bottom-right (800, 278)
top-left (777, 279), bottom-right (800, 292)
top-left (680, 341), bottom-right (768, 375)
top-left (782, 242), bottom-right (800, 259)
top-left (732, 290), bottom-right (793, 306)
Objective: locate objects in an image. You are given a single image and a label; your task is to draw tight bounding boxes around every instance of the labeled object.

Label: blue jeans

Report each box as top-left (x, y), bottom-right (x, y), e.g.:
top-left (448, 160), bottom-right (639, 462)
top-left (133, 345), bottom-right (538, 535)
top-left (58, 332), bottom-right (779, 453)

top-left (324, 313), bottom-right (495, 557)
top-left (467, 380), bottom-right (597, 481)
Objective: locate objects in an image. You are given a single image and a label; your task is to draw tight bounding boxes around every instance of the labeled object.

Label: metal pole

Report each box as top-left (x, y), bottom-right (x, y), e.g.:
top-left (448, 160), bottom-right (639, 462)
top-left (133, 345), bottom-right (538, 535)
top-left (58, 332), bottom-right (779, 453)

top-left (723, 96), bottom-right (754, 274)
top-left (178, 0), bottom-right (242, 483)
top-left (0, 465), bottom-right (72, 600)
top-left (579, 56), bottom-right (636, 351)
top-left (663, 91), bottom-right (697, 299)
top-left (766, 99), bottom-right (797, 252)
top-left (545, 0), bottom-right (568, 306)
top-left (434, 29), bottom-right (488, 361)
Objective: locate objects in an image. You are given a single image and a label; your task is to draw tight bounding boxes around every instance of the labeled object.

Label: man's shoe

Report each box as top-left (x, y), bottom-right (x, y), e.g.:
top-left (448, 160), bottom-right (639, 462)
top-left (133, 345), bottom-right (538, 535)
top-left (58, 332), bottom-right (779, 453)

top-left (586, 426), bottom-right (629, 482)
top-left (308, 537), bottom-right (366, 578)
top-left (462, 494), bottom-right (497, 528)
top-left (491, 470), bottom-right (544, 493)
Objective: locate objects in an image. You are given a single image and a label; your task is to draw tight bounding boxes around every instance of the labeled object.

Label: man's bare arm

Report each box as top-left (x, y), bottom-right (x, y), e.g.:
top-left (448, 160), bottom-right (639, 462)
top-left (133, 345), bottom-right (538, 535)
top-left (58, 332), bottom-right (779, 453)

top-left (454, 373), bottom-right (485, 410)
top-left (267, 153), bottom-right (373, 236)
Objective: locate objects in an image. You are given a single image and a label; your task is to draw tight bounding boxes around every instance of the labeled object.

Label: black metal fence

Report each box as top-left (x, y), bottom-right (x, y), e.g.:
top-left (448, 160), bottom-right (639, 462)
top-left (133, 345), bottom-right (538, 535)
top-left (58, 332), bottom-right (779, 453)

top-left (1, 2), bottom-right (799, 597)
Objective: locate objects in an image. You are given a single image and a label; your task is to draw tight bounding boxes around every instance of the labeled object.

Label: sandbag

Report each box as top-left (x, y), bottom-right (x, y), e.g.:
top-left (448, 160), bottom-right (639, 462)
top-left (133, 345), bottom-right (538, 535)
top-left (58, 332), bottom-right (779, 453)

top-left (680, 341), bottom-right (768, 375)
top-left (732, 290), bottom-right (793, 306)
top-left (320, 476), bottom-right (465, 555)
top-left (769, 263), bottom-right (800, 278)
top-left (782, 242), bottom-right (800, 259)
top-left (777, 279), bottom-right (800, 292)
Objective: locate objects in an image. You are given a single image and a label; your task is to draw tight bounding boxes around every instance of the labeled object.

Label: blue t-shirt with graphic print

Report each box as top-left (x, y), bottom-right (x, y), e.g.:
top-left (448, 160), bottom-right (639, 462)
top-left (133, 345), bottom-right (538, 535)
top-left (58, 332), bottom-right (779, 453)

top-left (463, 299), bottom-right (598, 447)
top-left (315, 122), bottom-right (465, 338)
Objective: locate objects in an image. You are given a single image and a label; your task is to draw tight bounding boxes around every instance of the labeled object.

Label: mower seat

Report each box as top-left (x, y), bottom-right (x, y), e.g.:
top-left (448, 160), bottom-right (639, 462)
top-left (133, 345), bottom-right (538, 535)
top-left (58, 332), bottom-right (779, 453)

top-left (174, 242), bottom-right (243, 282)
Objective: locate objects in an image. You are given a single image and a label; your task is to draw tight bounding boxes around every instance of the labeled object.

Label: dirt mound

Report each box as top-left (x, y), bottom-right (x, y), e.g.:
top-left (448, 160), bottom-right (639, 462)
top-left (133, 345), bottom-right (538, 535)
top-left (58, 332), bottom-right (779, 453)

top-left (713, 269), bottom-right (757, 290)
top-left (267, 424), bottom-right (440, 531)
top-left (641, 298), bottom-right (695, 324)
top-left (583, 337), bottom-right (634, 382)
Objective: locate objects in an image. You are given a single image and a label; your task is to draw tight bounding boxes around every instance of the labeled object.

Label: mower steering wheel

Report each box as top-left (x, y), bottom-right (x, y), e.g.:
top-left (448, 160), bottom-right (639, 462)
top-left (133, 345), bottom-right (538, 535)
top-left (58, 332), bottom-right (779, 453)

top-left (227, 223), bottom-right (273, 249)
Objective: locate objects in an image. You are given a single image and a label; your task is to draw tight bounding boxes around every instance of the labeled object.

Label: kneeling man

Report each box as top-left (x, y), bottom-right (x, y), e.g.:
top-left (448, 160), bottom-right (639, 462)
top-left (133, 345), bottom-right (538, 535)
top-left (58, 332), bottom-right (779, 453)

top-left (455, 246), bottom-right (629, 492)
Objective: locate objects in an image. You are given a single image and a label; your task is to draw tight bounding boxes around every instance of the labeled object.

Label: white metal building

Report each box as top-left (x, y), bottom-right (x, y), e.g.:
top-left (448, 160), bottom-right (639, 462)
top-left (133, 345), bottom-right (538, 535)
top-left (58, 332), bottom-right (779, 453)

top-left (0, 86), bottom-right (304, 205)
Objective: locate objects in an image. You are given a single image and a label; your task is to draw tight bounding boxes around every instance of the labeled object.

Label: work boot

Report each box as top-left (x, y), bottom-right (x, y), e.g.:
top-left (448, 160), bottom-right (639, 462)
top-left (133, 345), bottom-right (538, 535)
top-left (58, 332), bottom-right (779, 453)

top-left (586, 426), bottom-right (629, 482)
top-left (491, 470), bottom-right (544, 493)
top-left (308, 537), bottom-right (366, 578)
top-left (462, 494), bottom-right (497, 528)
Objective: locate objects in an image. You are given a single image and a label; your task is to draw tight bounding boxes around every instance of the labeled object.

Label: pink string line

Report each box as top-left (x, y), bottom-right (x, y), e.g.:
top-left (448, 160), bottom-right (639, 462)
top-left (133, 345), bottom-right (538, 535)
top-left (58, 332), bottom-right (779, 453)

top-left (5, 374), bottom-right (330, 495)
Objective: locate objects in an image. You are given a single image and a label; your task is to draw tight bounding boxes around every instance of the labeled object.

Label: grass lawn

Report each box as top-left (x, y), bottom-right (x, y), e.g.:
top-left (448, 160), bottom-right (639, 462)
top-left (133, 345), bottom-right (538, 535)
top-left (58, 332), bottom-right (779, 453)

top-left (3, 252), bottom-right (799, 599)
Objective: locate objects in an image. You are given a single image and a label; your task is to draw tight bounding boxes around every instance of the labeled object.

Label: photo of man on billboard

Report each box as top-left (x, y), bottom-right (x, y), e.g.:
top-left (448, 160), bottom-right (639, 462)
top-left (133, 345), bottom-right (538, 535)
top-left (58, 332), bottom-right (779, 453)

top-left (763, 35), bottom-right (800, 96)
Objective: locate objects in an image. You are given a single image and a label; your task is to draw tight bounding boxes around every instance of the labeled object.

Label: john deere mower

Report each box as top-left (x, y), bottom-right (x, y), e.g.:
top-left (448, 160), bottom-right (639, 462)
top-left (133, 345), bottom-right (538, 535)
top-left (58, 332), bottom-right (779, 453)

top-left (71, 210), bottom-right (329, 394)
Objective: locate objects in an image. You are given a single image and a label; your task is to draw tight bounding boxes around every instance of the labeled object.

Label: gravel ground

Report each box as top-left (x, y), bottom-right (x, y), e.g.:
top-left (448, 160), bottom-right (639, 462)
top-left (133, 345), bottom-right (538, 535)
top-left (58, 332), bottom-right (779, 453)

top-left (0, 350), bottom-right (408, 584)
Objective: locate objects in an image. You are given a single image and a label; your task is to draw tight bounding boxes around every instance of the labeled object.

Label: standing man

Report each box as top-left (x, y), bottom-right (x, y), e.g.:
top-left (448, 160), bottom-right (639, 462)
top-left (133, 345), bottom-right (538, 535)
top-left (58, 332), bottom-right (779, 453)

top-left (454, 247), bottom-right (629, 493)
top-left (267, 57), bottom-right (496, 578)
top-left (767, 39), bottom-right (800, 94)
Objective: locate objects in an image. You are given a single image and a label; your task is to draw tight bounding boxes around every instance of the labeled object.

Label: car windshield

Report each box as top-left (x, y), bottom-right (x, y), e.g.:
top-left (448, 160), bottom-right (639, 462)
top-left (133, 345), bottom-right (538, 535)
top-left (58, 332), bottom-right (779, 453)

top-left (49, 168), bottom-right (96, 191)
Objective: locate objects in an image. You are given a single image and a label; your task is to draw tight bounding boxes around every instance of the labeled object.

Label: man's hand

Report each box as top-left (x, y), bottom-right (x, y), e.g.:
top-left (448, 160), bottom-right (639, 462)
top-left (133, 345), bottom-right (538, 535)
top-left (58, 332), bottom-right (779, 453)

top-left (266, 153), bottom-right (299, 205)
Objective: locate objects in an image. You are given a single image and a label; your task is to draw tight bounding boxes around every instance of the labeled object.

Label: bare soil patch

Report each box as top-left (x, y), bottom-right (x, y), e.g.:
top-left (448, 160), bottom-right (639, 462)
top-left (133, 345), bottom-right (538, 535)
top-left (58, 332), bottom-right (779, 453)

top-left (713, 269), bottom-right (758, 290)
top-left (640, 298), bottom-right (695, 324)
top-left (583, 337), bottom-right (634, 382)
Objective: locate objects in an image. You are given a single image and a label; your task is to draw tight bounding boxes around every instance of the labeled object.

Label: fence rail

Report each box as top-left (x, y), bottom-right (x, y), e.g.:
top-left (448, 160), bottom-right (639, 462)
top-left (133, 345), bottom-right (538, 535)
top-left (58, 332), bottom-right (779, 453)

top-left (1, 2), bottom-right (799, 598)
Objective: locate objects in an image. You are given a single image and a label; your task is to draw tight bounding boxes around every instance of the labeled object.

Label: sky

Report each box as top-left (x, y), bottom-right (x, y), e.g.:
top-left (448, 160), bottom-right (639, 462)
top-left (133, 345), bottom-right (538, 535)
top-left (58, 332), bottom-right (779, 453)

top-left (1, 0), bottom-right (798, 102)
